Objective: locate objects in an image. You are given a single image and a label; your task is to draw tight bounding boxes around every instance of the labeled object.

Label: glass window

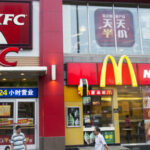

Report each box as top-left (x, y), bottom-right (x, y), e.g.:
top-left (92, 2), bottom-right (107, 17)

top-left (63, 5), bottom-right (77, 53)
top-left (0, 102), bottom-right (14, 145)
top-left (83, 96), bottom-right (113, 128)
top-left (63, 5), bottom-right (88, 53)
top-left (114, 4), bottom-right (141, 55)
top-left (139, 5), bottom-right (150, 54)
top-left (89, 5), bottom-right (116, 54)
top-left (18, 102), bottom-right (35, 145)
top-left (118, 87), bottom-right (145, 144)
top-left (63, 3), bottom-right (150, 55)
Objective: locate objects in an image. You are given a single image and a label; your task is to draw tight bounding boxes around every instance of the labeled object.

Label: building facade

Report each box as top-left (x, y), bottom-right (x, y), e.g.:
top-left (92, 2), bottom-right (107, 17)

top-left (63, 0), bottom-right (150, 148)
top-left (1, 0), bottom-right (150, 150)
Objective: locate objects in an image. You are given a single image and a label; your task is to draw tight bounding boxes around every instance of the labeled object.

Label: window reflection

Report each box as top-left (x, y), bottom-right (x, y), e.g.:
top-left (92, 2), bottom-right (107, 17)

top-left (114, 6), bottom-right (141, 55)
top-left (63, 3), bottom-right (150, 55)
top-left (139, 5), bottom-right (150, 54)
top-left (83, 96), bottom-right (113, 128)
top-left (89, 6), bottom-right (116, 54)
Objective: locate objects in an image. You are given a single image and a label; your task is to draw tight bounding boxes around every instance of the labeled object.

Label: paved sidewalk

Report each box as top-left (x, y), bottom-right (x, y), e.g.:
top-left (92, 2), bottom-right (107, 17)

top-left (79, 146), bottom-right (129, 150)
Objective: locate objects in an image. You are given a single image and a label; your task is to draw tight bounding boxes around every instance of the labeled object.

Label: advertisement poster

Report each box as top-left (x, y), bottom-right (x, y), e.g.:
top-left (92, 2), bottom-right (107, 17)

top-left (95, 9), bottom-right (134, 47)
top-left (0, 118), bottom-right (33, 126)
top-left (0, 134), bottom-right (34, 145)
top-left (84, 131), bottom-right (115, 145)
top-left (67, 107), bottom-right (80, 127)
top-left (0, 105), bottom-right (10, 117)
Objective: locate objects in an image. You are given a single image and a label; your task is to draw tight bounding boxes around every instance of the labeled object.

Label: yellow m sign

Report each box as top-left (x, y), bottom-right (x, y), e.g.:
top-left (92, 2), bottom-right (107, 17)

top-left (100, 55), bottom-right (138, 87)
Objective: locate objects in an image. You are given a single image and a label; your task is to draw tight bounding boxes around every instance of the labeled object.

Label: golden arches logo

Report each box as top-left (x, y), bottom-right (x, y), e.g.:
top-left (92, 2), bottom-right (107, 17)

top-left (100, 55), bottom-right (138, 87)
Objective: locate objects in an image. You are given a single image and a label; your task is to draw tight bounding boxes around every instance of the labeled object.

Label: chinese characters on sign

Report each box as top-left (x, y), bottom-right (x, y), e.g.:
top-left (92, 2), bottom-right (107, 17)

top-left (0, 1), bottom-right (32, 49)
top-left (88, 90), bottom-right (113, 96)
top-left (0, 118), bottom-right (33, 126)
top-left (0, 88), bottom-right (38, 98)
top-left (95, 9), bottom-right (134, 47)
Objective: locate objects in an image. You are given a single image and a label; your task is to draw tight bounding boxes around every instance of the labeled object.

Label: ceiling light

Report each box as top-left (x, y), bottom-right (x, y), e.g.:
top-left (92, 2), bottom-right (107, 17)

top-left (20, 73), bottom-right (24, 76)
top-left (2, 78), bottom-right (6, 81)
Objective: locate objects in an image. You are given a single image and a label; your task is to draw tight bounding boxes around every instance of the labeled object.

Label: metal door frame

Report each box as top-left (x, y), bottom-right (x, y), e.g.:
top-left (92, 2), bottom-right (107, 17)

top-left (0, 98), bottom-right (39, 150)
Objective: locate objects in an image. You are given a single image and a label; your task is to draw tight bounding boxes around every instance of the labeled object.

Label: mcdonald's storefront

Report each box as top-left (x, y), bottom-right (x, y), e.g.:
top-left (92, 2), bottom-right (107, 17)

top-left (65, 55), bottom-right (150, 146)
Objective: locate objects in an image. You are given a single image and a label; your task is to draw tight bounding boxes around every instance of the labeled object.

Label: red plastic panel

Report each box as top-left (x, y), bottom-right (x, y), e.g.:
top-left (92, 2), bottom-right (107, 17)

top-left (137, 64), bottom-right (150, 85)
top-left (67, 63), bottom-right (97, 85)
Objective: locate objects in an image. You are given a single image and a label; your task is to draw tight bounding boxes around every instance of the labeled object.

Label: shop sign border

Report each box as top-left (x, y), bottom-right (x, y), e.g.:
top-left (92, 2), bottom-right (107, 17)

top-left (0, 88), bottom-right (38, 98)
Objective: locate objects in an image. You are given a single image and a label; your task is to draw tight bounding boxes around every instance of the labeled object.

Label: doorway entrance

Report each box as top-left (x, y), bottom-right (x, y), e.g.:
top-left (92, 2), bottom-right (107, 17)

top-left (0, 99), bottom-right (38, 149)
top-left (118, 87), bottom-right (145, 144)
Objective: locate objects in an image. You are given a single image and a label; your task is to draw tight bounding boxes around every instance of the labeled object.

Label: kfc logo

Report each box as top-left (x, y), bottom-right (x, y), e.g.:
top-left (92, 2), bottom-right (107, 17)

top-left (0, 14), bottom-right (27, 26)
top-left (0, 2), bottom-right (32, 49)
top-left (0, 47), bottom-right (19, 66)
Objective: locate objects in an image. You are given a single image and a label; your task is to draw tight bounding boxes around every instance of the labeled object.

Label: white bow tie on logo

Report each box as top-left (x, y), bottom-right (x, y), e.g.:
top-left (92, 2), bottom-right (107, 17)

top-left (0, 32), bottom-right (7, 44)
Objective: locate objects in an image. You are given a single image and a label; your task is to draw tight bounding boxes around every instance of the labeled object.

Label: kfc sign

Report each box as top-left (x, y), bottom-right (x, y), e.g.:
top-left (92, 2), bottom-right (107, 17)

top-left (95, 9), bottom-right (134, 47)
top-left (0, 1), bottom-right (32, 49)
top-left (0, 47), bottom-right (19, 66)
top-left (0, 14), bottom-right (27, 26)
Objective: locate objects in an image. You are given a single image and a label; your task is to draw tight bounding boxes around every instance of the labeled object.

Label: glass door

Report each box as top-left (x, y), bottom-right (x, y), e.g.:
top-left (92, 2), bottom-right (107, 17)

top-left (0, 100), bottom-right (16, 149)
top-left (17, 99), bottom-right (37, 149)
top-left (0, 99), bottom-right (38, 150)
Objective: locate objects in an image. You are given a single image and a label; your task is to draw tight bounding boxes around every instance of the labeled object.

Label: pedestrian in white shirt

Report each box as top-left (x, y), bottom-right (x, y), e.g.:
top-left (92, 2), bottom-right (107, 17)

top-left (94, 127), bottom-right (109, 150)
top-left (11, 125), bottom-right (27, 150)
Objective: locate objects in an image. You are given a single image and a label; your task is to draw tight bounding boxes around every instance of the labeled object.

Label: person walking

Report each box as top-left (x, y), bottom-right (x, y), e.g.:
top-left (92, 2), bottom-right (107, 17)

top-left (125, 115), bottom-right (131, 143)
top-left (94, 127), bottom-right (109, 150)
top-left (11, 125), bottom-right (27, 150)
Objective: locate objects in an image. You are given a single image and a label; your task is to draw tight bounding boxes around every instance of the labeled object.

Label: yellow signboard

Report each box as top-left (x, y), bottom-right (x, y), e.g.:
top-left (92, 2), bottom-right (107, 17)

top-left (0, 105), bottom-right (11, 117)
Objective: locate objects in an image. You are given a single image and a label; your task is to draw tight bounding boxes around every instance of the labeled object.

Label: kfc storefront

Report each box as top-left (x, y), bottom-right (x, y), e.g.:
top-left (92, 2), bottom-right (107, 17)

top-left (0, 0), bottom-right (65, 150)
top-left (64, 55), bottom-right (150, 146)
top-left (0, 1), bottom-right (48, 150)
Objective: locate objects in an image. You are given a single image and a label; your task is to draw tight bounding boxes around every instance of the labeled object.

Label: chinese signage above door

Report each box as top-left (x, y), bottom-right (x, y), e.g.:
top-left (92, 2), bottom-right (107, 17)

top-left (0, 88), bottom-right (38, 98)
top-left (88, 90), bottom-right (113, 96)
top-left (95, 9), bottom-right (134, 47)
top-left (0, 1), bottom-right (32, 49)
top-left (67, 56), bottom-right (150, 86)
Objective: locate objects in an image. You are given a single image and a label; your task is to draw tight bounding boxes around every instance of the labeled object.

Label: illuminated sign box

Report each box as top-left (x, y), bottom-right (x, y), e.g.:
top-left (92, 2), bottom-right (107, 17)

top-left (0, 88), bottom-right (38, 98)
top-left (0, 1), bottom-right (32, 49)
